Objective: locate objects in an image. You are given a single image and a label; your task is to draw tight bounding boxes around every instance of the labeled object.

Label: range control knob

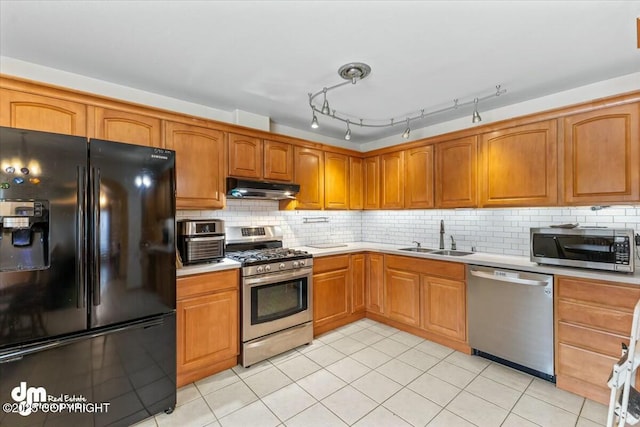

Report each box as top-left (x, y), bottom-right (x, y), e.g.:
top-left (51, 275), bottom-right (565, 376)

top-left (279, 263), bottom-right (286, 270)
top-left (264, 265), bottom-right (271, 272)
top-left (256, 266), bottom-right (264, 273)
top-left (292, 261), bottom-right (299, 268)
top-left (299, 260), bottom-right (306, 266)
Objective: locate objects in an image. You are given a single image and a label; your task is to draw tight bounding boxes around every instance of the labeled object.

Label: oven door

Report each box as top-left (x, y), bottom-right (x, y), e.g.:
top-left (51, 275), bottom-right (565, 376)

top-left (242, 268), bottom-right (313, 342)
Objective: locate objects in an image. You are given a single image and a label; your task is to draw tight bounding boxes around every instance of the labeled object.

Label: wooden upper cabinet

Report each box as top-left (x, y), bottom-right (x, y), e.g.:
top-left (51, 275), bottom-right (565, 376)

top-left (436, 136), bottom-right (478, 208)
top-left (165, 121), bottom-right (225, 209)
top-left (92, 107), bottom-right (161, 147)
top-left (0, 89), bottom-right (86, 136)
top-left (480, 120), bottom-right (558, 207)
top-left (563, 103), bottom-right (640, 204)
top-left (228, 133), bottom-right (262, 178)
top-left (380, 151), bottom-right (405, 209)
top-left (264, 140), bottom-right (293, 182)
top-left (405, 145), bottom-right (434, 209)
top-left (324, 151), bottom-right (349, 209)
top-left (349, 157), bottom-right (364, 210)
top-left (293, 146), bottom-right (324, 209)
top-left (364, 156), bottom-right (380, 209)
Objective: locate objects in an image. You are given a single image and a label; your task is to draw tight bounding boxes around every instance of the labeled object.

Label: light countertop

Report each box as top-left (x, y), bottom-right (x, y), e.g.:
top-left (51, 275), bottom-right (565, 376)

top-left (176, 241), bottom-right (640, 286)
top-left (176, 258), bottom-right (241, 277)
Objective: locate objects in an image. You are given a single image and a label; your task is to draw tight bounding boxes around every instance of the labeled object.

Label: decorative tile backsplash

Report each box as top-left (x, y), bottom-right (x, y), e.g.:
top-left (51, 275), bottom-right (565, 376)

top-left (179, 202), bottom-right (640, 257)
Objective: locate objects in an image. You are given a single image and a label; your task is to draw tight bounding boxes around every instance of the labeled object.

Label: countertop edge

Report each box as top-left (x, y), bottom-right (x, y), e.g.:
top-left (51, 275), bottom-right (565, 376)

top-left (175, 242), bottom-right (640, 285)
top-left (295, 242), bottom-right (640, 286)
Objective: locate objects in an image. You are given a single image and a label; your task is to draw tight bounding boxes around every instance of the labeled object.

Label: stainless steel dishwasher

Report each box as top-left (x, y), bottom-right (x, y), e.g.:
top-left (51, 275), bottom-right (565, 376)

top-left (467, 264), bottom-right (555, 381)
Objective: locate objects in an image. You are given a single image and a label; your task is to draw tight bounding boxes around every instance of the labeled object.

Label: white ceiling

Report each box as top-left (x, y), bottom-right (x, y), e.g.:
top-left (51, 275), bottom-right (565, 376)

top-left (1, 1), bottom-right (639, 143)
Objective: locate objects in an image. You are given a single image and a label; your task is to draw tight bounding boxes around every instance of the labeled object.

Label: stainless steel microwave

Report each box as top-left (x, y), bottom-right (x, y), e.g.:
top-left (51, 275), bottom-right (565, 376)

top-left (530, 227), bottom-right (635, 273)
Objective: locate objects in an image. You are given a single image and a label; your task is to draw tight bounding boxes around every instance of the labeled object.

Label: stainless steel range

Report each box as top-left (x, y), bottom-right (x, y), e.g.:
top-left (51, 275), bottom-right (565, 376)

top-left (225, 225), bottom-right (313, 367)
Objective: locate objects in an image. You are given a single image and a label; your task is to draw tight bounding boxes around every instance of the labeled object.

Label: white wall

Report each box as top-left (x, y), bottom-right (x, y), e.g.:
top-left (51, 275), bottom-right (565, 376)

top-left (181, 203), bottom-right (640, 257)
top-left (2, 57), bottom-right (638, 152)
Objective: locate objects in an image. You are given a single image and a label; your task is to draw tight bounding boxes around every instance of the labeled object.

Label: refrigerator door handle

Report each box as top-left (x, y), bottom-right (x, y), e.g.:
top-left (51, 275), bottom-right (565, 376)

top-left (92, 167), bottom-right (101, 306)
top-left (76, 166), bottom-right (87, 308)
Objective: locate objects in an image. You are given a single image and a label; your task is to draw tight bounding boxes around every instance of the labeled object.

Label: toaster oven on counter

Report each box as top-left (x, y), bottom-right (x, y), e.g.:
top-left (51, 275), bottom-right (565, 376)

top-left (177, 219), bottom-right (225, 265)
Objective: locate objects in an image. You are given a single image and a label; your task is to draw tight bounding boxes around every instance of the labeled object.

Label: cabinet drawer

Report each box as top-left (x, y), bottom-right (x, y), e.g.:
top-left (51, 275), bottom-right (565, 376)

top-left (385, 255), bottom-right (464, 280)
top-left (557, 342), bottom-right (617, 389)
top-left (557, 299), bottom-right (633, 335)
top-left (557, 321), bottom-right (629, 357)
top-left (314, 255), bottom-right (350, 273)
top-left (177, 269), bottom-right (239, 300)
top-left (557, 276), bottom-right (640, 309)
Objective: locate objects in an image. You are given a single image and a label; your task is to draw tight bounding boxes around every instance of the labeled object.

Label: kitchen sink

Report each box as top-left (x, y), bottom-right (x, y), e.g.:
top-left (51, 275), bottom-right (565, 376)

top-left (399, 247), bottom-right (437, 253)
top-left (430, 250), bottom-right (474, 256)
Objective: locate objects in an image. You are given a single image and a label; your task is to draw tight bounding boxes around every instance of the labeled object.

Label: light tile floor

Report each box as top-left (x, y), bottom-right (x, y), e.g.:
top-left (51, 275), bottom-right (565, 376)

top-left (133, 319), bottom-right (610, 427)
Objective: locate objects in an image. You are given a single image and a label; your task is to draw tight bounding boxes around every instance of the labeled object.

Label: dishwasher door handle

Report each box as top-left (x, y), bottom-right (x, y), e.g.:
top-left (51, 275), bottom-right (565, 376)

top-left (469, 269), bottom-right (548, 286)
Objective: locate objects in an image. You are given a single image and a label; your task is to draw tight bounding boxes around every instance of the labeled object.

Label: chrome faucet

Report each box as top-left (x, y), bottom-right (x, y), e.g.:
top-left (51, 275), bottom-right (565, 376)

top-left (439, 220), bottom-right (445, 250)
top-left (450, 235), bottom-right (457, 250)
top-left (412, 240), bottom-right (421, 248)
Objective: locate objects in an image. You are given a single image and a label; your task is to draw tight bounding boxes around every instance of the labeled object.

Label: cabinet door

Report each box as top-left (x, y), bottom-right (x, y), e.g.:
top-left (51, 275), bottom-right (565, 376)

top-left (385, 268), bottom-right (420, 326)
top-left (436, 136), bottom-right (478, 208)
top-left (351, 253), bottom-right (366, 313)
top-left (177, 289), bottom-right (238, 386)
top-left (324, 151), bottom-right (349, 209)
top-left (364, 156), bottom-right (380, 209)
top-left (264, 140), bottom-right (293, 182)
top-left (228, 133), bottom-right (262, 178)
top-left (563, 103), bottom-right (640, 204)
top-left (313, 268), bottom-right (350, 329)
top-left (349, 157), bottom-right (364, 210)
top-left (0, 89), bottom-right (86, 136)
top-left (405, 145), bottom-right (434, 209)
top-left (93, 107), bottom-right (162, 147)
top-left (380, 151), bottom-right (405, 209)
top-left (421, 276), bottom-right (466, 341)
top-left (165, 121), bottom-right (225, 209)
top-left (555, 275), bottom-right (640, 403)
top-left (366, 253), bottom-right (384, 314)
top-left (480, 121), bottom-right (558, 207)
top-left (294, 147), bottom-right (324, 209)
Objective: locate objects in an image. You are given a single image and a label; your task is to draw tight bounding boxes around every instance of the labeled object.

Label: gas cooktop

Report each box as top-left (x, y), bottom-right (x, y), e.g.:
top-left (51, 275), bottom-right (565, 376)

top-left (226, 248), bottom-right (311, 266)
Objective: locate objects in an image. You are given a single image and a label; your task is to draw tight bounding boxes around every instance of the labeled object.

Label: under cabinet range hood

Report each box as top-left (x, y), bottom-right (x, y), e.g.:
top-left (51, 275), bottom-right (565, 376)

top-left (226, 177), bottom-right (300, 200)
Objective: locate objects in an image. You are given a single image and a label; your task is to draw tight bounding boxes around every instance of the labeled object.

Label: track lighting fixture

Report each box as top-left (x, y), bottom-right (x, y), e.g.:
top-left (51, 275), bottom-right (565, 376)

top-left (472, 98), bottom-right (482, 123)
top-left (344, 120), bottom-right (351, 141)
top-left (308, 62), bottom-right (506, 140)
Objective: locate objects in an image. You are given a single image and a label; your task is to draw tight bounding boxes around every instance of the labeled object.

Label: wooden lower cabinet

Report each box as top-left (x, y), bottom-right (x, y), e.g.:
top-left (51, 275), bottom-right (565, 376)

top-left (555, 275), bottom-right (640, 404)
top-left (385, 268), bottom-right (420, 326)
top-left (379, 255), bottom-right (468, 352)
top-left (420, 275), bottom-right (466, 341)
top-left (313, 254), bottom-right (365, 335)
top-left (176, 269), bottom-right (239, 387)
top-left (351, 253), bottom-right (366, 313)
top-left (365, 253), bottom-right (385, 314)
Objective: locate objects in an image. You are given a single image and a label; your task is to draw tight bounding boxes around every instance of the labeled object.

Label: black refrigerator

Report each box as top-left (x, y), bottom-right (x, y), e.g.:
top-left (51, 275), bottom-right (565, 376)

top-left (0, 127), bottom-right (176, 426)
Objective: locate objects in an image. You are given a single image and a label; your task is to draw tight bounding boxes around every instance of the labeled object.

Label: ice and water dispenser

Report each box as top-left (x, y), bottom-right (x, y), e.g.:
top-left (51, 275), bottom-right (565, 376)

top-left (0, 200), bottom-right (50, 272)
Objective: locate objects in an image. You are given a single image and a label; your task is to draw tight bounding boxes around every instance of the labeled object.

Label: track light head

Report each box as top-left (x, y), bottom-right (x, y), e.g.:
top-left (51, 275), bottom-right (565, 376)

top-left (311, 113), bottom-right (319, 129)
top-left (344, 120), bottom-right (352, 140)
top-left (321, 99), bottom-right (330, 115)
top-left (402, 118), bottom-right (410, 139)
top-left (472, 98), bottom-right (482, 123)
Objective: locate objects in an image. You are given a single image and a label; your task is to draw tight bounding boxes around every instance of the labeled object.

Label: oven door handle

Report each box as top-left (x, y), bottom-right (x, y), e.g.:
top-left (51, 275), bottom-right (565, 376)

top-left (184, 235), bottom-right (225, 242)
top-left (244, 269), bottom-right (312, 286)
